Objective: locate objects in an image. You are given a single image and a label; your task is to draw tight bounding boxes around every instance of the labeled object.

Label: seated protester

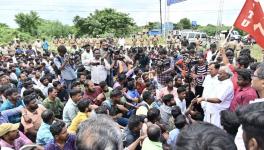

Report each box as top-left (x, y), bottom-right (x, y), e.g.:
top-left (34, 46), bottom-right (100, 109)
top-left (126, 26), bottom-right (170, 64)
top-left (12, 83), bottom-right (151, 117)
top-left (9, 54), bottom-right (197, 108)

top-left (94, 105), bottom-right (109, 115)
top-left (167, 115), bottom-right (187, 149)
top-left (123, 115), bottom-right (143, 150)
top-left (0, 85), bottom-right (10, 103)
top-left (45, 120), bottom-right (76, 150)
top-left (113, 73), bottom-right (127, 89)
top-left (21, 94), bottom-right (46, 142)
top-left (0, 88), bottom-right (23, 123)
top-left (43, 87), bottom-right (64, 119)
top-left (63, 89), bottom-right (82, 127)
top-left (36, 110), bottom-right (55, 146)
top-left (78, 73), bottom-right (87, 92)
top-left (17, 73), bottom-right (27, 94)
top-left (175, 122), bottom-right (237, 150)
top-left (76, 114), bottom-right (123, 150)
top-left (53, 81), bottom-right (69, 103)
top-left (142, 124), bottom-right (163, 150)
top-left (102, 89), bottom-right (129, 127)
top-left (135, 76), bottom-right (146, 95)
top-left (174, 75), bottom-right (183, 88)
top-left (167, 106), bottom-right (182, 132)
top-left (72, 81), bottom-right (82, 91)
top-left (126, 80), bottom-right (140, 104)
top-left (22, 82), bottom-right (46, 103)
top-left (220, 110), bottom-right (240, 140)
top-left (0, 106), bottom-right (23, 124)
top-left (159, 94), bottom-right (175, 130)
top-left (39, 76), bottom-right (53, 97)
top-left (157, 78), bottom-right (178, 101)
top-left (0, 75), bottom-right (16, 89)
top-left (68, 100), bottom-right (91, 134)
top-left (0, 123), bottom-right (32, 150)
top-left (82, 80), bottom-right (102, 106)
top-left (136, 91), bottom-right (154, 116)
top-left (142, 108), bottom-right (167, 142)
top-left (175, 86), bottom-right (187, 114)
top-left (99, 81), bottom-right (113, 100)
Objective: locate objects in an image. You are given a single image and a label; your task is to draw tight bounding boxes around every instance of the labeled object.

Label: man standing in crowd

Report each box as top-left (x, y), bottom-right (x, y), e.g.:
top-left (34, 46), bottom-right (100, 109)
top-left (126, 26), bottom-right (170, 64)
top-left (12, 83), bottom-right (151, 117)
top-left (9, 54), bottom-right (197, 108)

top-left (197, 66), bottom-right (234, 127)
top-left (89, 49), bottom-right (111, 85)
top-left (54, 45), bottom-right (77, 92)
top-left (81, 44), bottom-right (93, 72)
top-left (230, 69), bottom-right (257, 111)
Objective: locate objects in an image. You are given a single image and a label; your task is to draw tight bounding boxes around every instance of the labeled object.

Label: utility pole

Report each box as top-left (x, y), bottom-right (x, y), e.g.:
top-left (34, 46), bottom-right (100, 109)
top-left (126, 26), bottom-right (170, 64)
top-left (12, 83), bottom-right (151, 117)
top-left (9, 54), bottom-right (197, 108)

top-left (160, 0), bottom-right (163, 34)
top-left (216, 0), bottom-right (224, 37)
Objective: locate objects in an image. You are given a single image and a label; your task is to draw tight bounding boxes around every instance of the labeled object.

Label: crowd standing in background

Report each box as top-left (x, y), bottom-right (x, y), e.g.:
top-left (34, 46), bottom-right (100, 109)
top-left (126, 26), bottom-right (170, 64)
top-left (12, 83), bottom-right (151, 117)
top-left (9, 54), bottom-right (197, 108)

top-left (0, 34), bottom-right (263, 150)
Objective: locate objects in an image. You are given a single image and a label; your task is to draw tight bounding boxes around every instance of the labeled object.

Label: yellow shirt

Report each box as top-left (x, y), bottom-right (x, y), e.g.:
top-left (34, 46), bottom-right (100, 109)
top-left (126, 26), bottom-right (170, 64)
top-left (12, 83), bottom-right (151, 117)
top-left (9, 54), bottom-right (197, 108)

top-left (68, 112), bottom-right (88, 134)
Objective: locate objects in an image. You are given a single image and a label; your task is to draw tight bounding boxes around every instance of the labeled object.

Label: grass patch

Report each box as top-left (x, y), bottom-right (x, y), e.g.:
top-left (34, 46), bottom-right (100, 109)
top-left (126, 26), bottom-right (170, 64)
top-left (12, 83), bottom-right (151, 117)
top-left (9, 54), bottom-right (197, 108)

top-left (250, 44), bottom-right (263, 62)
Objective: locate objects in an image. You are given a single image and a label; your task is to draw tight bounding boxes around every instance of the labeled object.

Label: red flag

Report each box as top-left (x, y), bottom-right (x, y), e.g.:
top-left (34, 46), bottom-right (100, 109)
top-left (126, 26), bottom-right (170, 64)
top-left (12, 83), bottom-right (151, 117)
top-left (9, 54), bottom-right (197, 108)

top-left (234, 0), bottom-right (264, 48)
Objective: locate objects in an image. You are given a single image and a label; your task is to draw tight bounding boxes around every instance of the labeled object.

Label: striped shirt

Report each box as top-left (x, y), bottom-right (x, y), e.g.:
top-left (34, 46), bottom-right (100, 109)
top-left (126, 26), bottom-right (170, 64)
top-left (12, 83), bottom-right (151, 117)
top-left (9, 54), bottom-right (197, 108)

top-left (192, 64), bottom-right (208, 86)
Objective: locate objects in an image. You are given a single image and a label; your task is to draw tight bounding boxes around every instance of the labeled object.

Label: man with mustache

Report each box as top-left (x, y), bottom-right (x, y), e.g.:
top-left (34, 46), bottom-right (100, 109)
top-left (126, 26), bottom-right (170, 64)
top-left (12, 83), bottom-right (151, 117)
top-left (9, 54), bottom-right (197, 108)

top-left (83, 80), bottom-right (102, 106)
top-left (21, 94), bottom-right (46, 142)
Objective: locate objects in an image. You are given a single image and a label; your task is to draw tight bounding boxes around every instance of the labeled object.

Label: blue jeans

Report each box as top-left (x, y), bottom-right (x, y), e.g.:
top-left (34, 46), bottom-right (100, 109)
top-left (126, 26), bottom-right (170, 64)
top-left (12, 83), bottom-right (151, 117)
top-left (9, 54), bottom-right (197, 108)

top-left (117, 117), bottom-right (128, 127)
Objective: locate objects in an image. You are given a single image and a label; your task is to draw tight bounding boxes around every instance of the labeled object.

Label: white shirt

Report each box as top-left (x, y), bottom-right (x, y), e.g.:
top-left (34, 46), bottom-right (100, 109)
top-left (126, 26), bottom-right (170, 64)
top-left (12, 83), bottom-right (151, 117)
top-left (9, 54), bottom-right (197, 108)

top-left (202, 74), bottom-right (219, 118)
top-left (40, 83), bottom-right (53, 97)
top-left (118, 38), bottom-right (126, 47)
top-left (90, 58), bottom-right (111, 84)
top-left (81, 50), bottom-right (94, 71)
top-left (205, 78), bottom-right (234, 127)
top-left (175, 98), bottom-right (186, 113)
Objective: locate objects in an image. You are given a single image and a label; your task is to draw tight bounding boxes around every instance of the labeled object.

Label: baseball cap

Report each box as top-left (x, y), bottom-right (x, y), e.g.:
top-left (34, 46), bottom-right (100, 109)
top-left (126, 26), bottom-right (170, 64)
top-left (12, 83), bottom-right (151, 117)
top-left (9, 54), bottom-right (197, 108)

top-left (0, 123), bottom-right (19, 137)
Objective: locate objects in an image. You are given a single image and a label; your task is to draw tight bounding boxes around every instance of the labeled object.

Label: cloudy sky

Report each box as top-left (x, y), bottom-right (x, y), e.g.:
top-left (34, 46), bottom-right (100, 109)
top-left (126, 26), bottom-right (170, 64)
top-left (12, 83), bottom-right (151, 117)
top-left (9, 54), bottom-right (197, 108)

top-left (0, 0), bottom-right (261, 28)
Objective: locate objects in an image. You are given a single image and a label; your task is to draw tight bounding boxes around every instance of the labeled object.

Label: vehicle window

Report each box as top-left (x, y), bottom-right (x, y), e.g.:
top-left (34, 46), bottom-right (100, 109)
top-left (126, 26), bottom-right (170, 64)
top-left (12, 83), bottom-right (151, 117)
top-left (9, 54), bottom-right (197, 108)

top-left (188, 33), bottom-right (195, 38)
top-left (201, 34), bottom-right (207, 38)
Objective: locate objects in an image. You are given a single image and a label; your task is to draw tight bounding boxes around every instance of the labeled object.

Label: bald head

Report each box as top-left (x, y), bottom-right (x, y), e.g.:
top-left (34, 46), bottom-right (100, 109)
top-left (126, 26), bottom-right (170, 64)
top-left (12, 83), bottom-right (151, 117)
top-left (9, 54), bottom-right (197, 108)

top-left (218, 66), bottom-right (233, 81)
top-left (147, 124), bottom-right (161, 142)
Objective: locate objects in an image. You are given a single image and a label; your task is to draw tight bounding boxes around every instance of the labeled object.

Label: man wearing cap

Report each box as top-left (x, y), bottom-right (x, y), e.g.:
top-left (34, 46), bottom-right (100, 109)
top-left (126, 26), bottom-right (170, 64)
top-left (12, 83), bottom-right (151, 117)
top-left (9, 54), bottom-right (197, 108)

top-left (0, 123), bottom-right (32, 150)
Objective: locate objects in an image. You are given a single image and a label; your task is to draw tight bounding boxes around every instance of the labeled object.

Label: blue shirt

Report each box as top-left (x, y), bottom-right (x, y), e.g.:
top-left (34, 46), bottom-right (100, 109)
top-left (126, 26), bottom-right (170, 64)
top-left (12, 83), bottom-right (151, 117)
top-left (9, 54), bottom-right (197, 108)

top-left (36, 122), bottom-right (54, 146)
top-left (16, 48), bottom-right (24, 55)
top-left (0, 99), bottom-right (23, 123)
top-left (45, 134), bottom-right (76, 150)
top-left (54, 55), bottom-right (77, 81)
top-left (167, 128), bottom-right (180, 147)
top-left (0, 106), bottom-right (23, 124)
top-left (127, 90), bottom-right (140, 99)
top-left (42, 41), bottom-right (49, 50)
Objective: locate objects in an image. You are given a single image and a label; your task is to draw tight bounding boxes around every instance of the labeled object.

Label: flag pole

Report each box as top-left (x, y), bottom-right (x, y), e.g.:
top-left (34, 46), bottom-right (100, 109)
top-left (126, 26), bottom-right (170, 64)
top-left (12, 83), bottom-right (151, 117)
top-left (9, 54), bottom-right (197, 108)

top-left (160, 0), bottom-right (163, 35)
top-left (213, 26), bottom-right (234, 62)
top-left (221, 26), bottom-right (234, 47)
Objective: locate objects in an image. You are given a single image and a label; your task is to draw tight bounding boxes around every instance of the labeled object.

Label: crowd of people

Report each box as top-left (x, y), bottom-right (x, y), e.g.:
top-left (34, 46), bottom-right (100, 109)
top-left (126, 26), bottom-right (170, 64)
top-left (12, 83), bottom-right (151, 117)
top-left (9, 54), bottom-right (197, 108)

top-left (0, 34), bottom-right (263, 150)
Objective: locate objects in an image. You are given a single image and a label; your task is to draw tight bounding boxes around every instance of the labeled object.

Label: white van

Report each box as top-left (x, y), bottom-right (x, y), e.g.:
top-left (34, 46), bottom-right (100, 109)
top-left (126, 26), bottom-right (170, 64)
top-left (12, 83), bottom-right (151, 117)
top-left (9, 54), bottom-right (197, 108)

top-left (181, 31), bottom-right (208, 46)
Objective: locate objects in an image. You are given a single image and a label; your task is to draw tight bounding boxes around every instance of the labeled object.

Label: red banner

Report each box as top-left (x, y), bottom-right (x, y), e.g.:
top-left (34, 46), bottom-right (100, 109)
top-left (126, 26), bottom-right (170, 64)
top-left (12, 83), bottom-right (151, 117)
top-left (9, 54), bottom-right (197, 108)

top-left (234, 0), bottom-right (264, 48)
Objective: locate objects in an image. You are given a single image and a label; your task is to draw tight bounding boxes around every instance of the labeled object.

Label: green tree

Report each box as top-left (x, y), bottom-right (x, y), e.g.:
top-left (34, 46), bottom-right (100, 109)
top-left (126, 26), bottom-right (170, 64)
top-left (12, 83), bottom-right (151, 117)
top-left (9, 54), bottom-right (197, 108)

top-left (179, 18), bottom-right (191, 29)
top-left (38, 20), bottom-right (76, 37)
top-left (0, 25), bottom-right (32, 44)
top-left (145, 22), bottom-right (160, 30)
top-left (73, 8), bottom-right (136, 37)
top-left (15, 11), bottom-right (41, 36)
